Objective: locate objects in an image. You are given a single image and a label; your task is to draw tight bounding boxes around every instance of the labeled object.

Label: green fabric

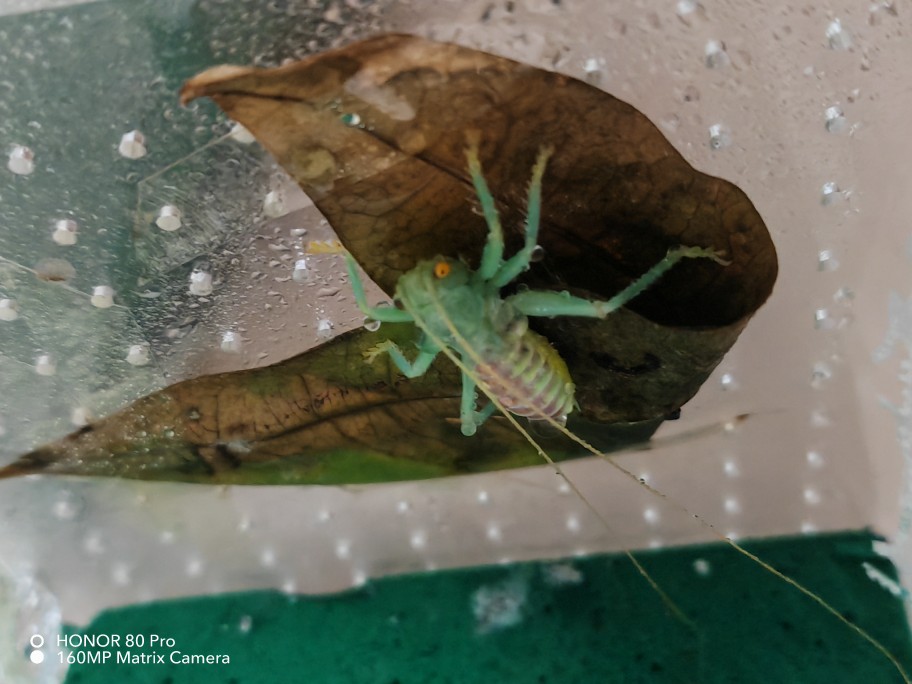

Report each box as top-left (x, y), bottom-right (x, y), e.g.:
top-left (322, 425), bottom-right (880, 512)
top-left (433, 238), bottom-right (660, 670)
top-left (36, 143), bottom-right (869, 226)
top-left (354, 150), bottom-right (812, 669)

top-left (62, 531), bottom-right (912, 683)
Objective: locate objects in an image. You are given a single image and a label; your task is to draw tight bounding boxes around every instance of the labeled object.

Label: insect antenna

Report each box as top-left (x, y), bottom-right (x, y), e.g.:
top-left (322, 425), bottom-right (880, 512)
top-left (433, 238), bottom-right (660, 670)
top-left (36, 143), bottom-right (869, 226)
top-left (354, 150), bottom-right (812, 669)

top-left (412, 277), bottom-right (912, 684)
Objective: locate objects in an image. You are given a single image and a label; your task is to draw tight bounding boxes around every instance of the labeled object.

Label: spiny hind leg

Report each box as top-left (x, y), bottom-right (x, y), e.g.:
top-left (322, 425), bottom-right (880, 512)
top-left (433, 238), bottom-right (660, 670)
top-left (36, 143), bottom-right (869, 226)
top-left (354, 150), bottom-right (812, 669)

top-left (492, 146), bottom-right (553, 288)
top-left (466, 139), bottom-right (506, 280)
top-left (345, 253), bottom-right (414, 323)
top-left (508, 245), bottom-right (730, 318)
top-left (364, 340), bottom-right (439, 378)
top-left (459, 370), bottom-right (498, 436)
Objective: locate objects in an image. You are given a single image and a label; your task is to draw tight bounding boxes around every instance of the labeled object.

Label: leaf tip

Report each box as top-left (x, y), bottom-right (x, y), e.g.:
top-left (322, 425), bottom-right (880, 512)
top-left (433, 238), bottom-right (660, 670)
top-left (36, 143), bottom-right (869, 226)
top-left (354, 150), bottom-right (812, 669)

top-left (180, 65), bottom-right (257, 105)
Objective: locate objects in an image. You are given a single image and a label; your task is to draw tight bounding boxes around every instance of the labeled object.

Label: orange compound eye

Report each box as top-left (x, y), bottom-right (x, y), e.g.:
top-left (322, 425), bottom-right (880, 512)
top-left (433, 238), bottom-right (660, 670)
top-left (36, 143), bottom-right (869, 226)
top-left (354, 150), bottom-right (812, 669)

top-left (433, 261), bottom-right (451, 279)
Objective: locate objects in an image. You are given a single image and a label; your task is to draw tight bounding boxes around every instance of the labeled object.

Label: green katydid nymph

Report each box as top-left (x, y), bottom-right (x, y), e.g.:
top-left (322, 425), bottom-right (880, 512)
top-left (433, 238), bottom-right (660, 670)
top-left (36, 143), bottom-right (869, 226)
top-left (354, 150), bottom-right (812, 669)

top-left (345, 143), bottom-right (729, 436)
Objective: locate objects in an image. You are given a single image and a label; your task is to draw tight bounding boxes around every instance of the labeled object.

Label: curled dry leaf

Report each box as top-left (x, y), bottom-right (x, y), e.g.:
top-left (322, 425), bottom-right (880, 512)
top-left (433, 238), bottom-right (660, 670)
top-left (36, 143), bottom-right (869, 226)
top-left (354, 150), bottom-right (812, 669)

top-left (1, 34), bottom-right (776, 483)
top-left (180, 33), bottom-right (776, 423)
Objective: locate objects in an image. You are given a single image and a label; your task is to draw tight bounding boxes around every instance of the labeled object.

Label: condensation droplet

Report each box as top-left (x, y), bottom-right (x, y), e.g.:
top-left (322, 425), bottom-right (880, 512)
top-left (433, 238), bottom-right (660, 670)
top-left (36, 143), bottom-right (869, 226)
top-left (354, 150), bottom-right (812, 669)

top-left (826, 18), bottom-right (852, 50)
top-left (186, 558), bottom-right (204, 577)
top-left (486, 524), bottom-right (502, 542)
top-left (0, 298), bottom-right (19, 321)
top-left (811, 362), bottom-right (833, 389)
top-left (189, 269), bottom-right (213, 296)
top-left (803, 487), bottom-right (822, 505)
top-left (35, 353), bottom-right (56, 376)
top-left (125, 344), bottom-right (150, 366)
top-left (821, 182), bottom-right (842, 205)
top-left (156, 204), bottom-right (182, 232)
top-left (704, 40), bottom-right (730, 68)
top-left (643, 507), bottom-right (660, 525)
top-left (708, 123), bottom-right (732, 150)
top-left (817, 250), bottom-right (839, 272)
top-left (90, 285), bottom-right (115, 309)
top-left (340, 112), bottom-right (361, 126)
top-left (801, 520), bottom-right (818, 534)
top-left (335, 539), bottom-right (352, 560)
top-left (409, 531), bottom-right (427, 550)
top-left (52, 219), bottom-right (78, 246)
top-left (70, 406), bottom-right (93, 426)
top-left (806, 450), bottom-right (825, 468)
top-left (814, 308), bottom-right (835, 330)
top-left (119, 130), bottom-right (147, 159)
top-left (833, 286), bottom-right (855, 304)
top-left (824, 105), bottom-right (848, 134)
top-left (693, 558), bottom-right (712, 576)
top-left (723, 458), bottom-right (741, 478)
top-left (220, 331), bottom-right (243, 354)
top-left (396, 500), bottom-right (411, 514)
top-left (719, 372), bottom-right (738, 390)
top-left (52, 491), bottom-right (84, 521)
top-left (263, 190), bottom-right (285, 218)
top-left (238, 615), bottom-right (253, 634)
top-left (229, 122), bottom-right (256, 144)
top-left (8, 144), bottom-right (35, 175)
top-left (477, 490), bottom-right (490, 504)
top-left (292, 258), bottom-right (312, 283)
top-left (723, 497), bottom-right (741, 515)
top-left (565, 515), bottom-right (581, 533)
top-left (316, 318), bottom-right (334, 339)
top-left (35, 257), bottom-right (76, 284)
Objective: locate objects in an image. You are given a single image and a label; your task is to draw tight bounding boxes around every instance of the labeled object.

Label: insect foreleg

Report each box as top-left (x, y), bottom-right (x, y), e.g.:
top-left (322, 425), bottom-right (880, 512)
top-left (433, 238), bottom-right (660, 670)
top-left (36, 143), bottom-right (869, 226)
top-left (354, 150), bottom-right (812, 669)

top-left (458, 369), bottom-right (497, 436)
top-left (364, 340), bottom-right (440, 378)
top-left (508, 245), bottom-right (730, 318)
top-left (344, 253), bottom-right (414, 323)
top-left (490, 146), bottom-right (553, 288)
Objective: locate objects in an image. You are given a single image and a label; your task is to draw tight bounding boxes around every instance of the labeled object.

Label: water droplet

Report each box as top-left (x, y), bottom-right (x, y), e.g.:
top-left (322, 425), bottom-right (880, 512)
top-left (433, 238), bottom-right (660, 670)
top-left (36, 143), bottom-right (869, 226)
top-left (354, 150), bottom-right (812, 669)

top-left (0, 298), bottom-right (19, 321)
top-left (260, 548), bottom-right (277, 567)
top-left (826, 18), bottom-right (852, 50)
top-left (803, 487), bottom-right (822, 506)
top-left (8, 144), bottom-right (35, 175)
top-left (52, 219), bottom-right (78, 246)
top-left (363, 317), bottom-right (381, 332)
top-left (238, 615), bottom-right (253, 634)
top-left (112, 563), bottom-right (131, 586)
top-left (340, 112), bottom-right (361, 126)
top-left (693, 558), bottom-right (712, 576)
top-left (565, 515), bottom-right (581, 533)
top-left (723, 459), bottom-right (741, 478)
top-left (52, 491), bottom-right (84, 520)
top-left (156, 204), bottom-right (182, 232)
top-left (186, 558), bottom-right (204, 577)
top-left (708, 123), bottom-right (732, 150)
top-left (90, 285), bottom-right (115, 308)
top-left (229, 122), bottom-right (256, 144)
top-left (263, 190), bottom-right (285, 218)
top-left (814, 308), bottom-right (835, 330)
top-left (35, 257), bottom-right (76, 284)
top-left (125, 344), bottom-right (150, 366)
top-left (817, 250), bottom-right (839, 272)
top-left (704, 40), bottom-right (730, 68)
top-left (486, 524), bottom-right (502, 542)
top-left (719, 372), bottom-right (738, 390)
top-left (409, 531), bottom-right (427, 550)
top-left (335, 539), bottom-right (352, 559)
top-left (801, 520), bottom-right (818, 534)
top-left (643, 507), bottom-right (660, 525)
top-left (811, 362), bottom-right (833, 389)
top-left (316, 318), bottom-right (334, 339)
top-left (189, 269), bottom-right (213, 296)
top-left (292, 258), bottom-right (312, 283)
top-left (530, 245), bottom-right (545, 262)
top-left (396, 500), bottom-right (411, 514)
top-left (806, 450), bottom-right (825, 468)
top-left (118, 130), bottom-right (147, 159)
top-left (477, 490), bottom-right (490, 504)
top-left (220, 331), bottom-right (243, 354)
top-left (824, 105), bottom-right (848, 133)
top-left (723, 497), bottom-right (741, 515)
top-left (820, 182), bottom-right (842, 205)
top-left (70, 406), bottom-right (92, 426)
top-left (35, 354), bottom-right (56, 376)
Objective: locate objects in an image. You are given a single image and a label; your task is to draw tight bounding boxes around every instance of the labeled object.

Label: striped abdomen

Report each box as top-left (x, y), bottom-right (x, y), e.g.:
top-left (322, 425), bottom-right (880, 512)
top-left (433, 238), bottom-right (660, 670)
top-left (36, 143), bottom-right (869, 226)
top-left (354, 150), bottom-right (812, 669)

top-left (471, 329), bottom-right (575, 422)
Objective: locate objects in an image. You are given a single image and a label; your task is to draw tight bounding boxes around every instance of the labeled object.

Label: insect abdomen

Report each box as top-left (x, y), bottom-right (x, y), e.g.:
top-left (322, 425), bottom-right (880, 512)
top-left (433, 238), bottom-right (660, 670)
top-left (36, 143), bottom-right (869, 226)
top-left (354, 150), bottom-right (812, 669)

top-left (472, 330), bottom-right (575, 422)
